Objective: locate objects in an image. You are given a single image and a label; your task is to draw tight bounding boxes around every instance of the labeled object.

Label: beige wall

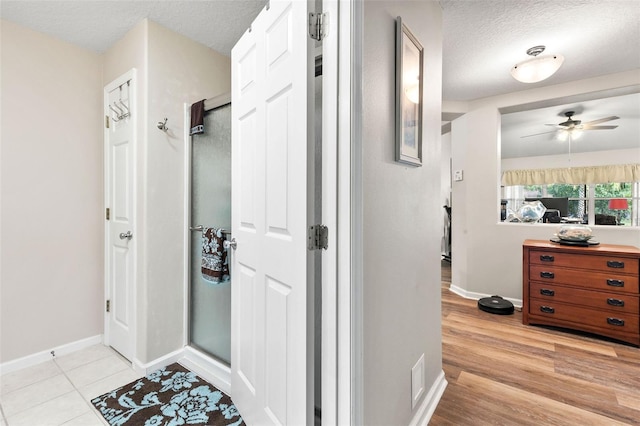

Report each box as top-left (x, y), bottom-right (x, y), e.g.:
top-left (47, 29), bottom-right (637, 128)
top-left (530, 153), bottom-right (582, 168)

top-left (144, 20), bottom-right (230, 362)
top-left (1, 17), bottom-right (230, 366)
top-left (0, 19), bottom-right (104, 362)
top-left (362, 1), bottom-right (443, 424)
top-left (450, 70), bottom-right (640, 301)
top-left (103, 19), bottom-right (231, 363)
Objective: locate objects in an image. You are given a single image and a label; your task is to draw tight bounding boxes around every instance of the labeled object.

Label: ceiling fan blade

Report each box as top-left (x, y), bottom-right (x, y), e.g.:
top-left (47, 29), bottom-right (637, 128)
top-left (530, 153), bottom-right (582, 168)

top-left (520, 130), bottom-right (557, 138)
top-left (582, 116), bottom-right (619, 126)
top-left (582, 125), bottom-right (618, 130)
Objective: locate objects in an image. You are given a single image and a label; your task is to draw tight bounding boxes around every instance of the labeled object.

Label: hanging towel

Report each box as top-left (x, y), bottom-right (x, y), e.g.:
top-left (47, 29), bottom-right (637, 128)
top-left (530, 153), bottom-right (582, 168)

top-left (201, 227), bottom-right (230, 284)
top-left (190, 99), bottom-right (205, 135)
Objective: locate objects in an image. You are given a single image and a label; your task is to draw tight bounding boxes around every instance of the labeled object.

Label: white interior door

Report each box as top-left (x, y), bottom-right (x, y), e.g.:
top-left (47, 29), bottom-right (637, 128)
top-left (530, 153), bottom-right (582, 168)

top-left (231, 1), bottom-right (313, 424)
top-left (104, 72), bottom-right (136, 362)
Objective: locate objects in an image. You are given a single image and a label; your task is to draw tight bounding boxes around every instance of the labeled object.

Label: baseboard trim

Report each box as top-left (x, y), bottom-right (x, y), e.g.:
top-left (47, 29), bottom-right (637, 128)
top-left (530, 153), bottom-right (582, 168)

top-left (409, 370), bottom-right (448, 426)
top-left (132, 348), bottom-right (184, 376)
top-left (449, 285), bottom-right (522, 308)
top-left (180, 346), bottom-right (231, 395)
top-left (0, 335), bottom-right (103, 375)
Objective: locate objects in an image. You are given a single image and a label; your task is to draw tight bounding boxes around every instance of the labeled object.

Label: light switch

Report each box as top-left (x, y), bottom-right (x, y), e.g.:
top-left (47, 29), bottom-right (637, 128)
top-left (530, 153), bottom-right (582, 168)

top-left (454, 170), bottom-right (464, 182)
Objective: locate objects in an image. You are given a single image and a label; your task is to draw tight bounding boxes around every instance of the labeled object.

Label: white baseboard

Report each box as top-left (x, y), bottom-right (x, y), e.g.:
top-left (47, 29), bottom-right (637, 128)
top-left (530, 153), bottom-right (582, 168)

top-left (180, 346), bottom-right (231, 395)
top-left (449, 285), bottom-right (523, 308)
top-left (132, 348), bottom-right (184, 376)
top-left (409, 370), bottom-right (448, 426)
top-left (0, 335), bottom-right (103, 375)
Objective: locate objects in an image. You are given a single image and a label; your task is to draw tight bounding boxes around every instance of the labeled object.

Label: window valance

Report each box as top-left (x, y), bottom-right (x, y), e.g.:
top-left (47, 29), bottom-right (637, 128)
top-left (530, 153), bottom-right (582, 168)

top-left (501, 164), bottom-right (640, 186)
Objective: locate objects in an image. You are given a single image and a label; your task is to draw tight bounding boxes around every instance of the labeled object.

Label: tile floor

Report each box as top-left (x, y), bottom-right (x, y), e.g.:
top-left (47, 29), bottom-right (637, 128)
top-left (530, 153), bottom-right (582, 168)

top-left (0, 344), bottom-right (143, 426)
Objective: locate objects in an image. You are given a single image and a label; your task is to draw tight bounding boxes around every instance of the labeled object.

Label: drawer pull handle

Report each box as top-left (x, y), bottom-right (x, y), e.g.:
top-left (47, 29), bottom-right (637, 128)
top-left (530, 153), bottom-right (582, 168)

top-left (607, 318), bottom-right (625, 326)
top-left (607, 298), bottom-right (625, 307)
top-left (540, 306), bottom-right (555, 314)
top-left (607, 261), bottom-right (625, 269)
top-left (539, 255), bottom-right (555, 262)
top-left (540, 271), bottom-right (555, 279)
top-left (540, 289), bottom-right (555, 296)
top-left (606, 279), bottom-right (624, 287)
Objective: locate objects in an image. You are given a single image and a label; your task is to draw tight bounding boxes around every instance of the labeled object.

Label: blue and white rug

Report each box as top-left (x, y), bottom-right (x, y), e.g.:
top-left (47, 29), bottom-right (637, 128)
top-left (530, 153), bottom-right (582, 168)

top-left (91, 363), bottom-right (243, 426)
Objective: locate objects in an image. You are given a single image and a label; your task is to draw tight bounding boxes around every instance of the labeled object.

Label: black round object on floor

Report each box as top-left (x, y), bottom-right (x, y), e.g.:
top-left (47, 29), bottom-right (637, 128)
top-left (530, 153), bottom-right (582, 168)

top-left (478, 295), bottom-right (514, 315)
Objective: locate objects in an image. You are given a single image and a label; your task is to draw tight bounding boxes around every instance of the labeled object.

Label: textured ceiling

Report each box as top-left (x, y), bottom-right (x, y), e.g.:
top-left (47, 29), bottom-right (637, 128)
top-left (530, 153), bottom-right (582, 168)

top-left (0, 0), bottom-right (267, 56)
top-left (2, 0), bottom-right (638, 101)
top-left (441, 0), bottom-right (640, 101)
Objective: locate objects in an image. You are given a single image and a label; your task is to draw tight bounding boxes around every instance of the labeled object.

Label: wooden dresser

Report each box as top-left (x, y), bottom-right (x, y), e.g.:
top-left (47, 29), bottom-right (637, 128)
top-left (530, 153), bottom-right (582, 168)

top-left (523, 239), bottom-right (640, 346)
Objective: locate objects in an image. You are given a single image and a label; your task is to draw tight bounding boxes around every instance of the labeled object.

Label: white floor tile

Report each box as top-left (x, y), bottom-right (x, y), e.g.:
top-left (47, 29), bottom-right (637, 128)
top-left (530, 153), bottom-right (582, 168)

top-left (61, 411), bottom-right (107, 426)
top-left (6, 391), bottom-right (89, 426)
top-left (0, 374), bottom-right (74, 417)
top-left (54, 345), bottom-right (115, 372)
top-left (79, 368), bottom-right (143, 401)
top-left (65, 356), bottom-right (130, 389)
top-left (0, 361), bottom-right (61, 396)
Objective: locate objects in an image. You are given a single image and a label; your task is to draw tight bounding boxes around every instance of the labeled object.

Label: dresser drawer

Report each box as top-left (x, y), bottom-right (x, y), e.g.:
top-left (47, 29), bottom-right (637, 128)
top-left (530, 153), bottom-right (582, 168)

top-left (530, 264), bottom-right (639, 293)
top-left (529, 251), bottom-right (639, 275)
top-left (530, 282), bottom-right (640, 314)
top-left (529, 299), bottom-right (639, 334)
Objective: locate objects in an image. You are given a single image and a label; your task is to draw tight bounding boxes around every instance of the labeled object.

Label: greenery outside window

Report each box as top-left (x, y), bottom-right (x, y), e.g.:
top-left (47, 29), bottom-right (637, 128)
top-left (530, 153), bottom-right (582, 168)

top-left (503, 182), bottom-right (638, 226)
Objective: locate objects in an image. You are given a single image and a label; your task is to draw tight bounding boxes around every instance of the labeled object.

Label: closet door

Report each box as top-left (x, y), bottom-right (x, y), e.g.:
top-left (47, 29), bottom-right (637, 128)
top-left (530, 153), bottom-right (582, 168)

top-left (230, 0), bottom-right (314, 424)
top-left (104, 71), bottom-right (136, 362)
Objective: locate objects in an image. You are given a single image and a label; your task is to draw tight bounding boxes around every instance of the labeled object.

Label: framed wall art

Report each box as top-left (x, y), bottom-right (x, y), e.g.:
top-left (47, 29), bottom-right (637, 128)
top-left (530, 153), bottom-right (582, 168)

top-left (395, 16), bottom-right (424, 167)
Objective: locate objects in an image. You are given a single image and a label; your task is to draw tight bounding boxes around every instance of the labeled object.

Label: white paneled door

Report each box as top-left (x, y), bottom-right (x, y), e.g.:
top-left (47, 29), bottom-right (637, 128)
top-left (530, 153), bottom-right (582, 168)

top-left (231, 1), bottom-right (314, 424)
top-left (104, 72), bottom-right (136, 362)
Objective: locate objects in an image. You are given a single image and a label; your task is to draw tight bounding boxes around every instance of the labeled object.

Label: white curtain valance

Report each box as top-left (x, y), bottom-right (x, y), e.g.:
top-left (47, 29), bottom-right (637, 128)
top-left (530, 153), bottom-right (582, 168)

top-left (501, 164), bottom-right (640, 186)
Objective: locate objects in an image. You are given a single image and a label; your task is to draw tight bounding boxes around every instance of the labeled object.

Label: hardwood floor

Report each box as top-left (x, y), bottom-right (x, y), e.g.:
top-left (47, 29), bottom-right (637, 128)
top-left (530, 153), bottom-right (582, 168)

top-left (431, 262), bottom-right (640, 425)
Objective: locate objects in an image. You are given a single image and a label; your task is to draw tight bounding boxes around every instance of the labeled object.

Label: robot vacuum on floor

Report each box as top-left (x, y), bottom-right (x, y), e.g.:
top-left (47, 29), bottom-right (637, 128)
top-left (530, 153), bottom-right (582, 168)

top-left (478, 295), bottom-right (514, 315)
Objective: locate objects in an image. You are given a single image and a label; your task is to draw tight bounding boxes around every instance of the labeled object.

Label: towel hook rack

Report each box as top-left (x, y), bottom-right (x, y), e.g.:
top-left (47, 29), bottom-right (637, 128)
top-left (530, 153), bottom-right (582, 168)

top-left (157, 118), bottom-right (168, 131)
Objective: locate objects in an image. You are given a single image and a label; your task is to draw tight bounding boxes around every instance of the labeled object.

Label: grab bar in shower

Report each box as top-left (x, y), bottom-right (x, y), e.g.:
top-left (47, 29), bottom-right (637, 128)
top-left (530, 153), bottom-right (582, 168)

top-left (189, 225), bottom-right (231, 235)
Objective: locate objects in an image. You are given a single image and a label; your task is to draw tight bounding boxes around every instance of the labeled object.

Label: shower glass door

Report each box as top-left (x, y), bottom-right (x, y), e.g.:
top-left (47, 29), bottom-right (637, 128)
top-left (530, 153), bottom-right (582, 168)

top-left (190, 104), bottom-right (232, 364)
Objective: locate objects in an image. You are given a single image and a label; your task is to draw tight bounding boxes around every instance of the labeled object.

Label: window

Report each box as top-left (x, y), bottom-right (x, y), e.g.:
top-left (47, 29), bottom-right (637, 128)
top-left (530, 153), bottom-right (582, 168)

top-left (502, 182), bottom-right (638, 226)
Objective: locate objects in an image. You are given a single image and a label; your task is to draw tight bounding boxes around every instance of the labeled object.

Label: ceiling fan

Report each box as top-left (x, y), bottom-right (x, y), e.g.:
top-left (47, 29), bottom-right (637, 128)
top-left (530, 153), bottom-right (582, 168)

top-left (521, 111), bottom-right (619, 138)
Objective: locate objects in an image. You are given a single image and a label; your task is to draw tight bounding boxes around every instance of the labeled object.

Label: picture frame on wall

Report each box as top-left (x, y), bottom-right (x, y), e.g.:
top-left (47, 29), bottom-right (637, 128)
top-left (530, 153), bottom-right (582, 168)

top-left (395, 16), bottom-right (424, 167)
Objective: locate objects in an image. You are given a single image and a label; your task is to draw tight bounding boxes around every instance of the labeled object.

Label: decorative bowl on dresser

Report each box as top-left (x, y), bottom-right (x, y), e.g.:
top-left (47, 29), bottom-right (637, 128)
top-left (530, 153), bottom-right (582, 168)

top-left (522, 239), bottom-right (640, 346)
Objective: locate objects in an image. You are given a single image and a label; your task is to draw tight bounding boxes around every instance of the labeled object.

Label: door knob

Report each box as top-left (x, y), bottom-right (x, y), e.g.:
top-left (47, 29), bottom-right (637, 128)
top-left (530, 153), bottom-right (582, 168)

top-left (223, 238), bottom-right (237, 250)
top-left (119, 231), bottom-right (133, 240)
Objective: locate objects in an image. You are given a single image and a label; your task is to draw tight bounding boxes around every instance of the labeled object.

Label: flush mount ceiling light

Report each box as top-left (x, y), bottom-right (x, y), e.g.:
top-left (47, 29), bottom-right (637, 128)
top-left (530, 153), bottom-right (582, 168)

top-left (510, 45), bottom-right (564, 83)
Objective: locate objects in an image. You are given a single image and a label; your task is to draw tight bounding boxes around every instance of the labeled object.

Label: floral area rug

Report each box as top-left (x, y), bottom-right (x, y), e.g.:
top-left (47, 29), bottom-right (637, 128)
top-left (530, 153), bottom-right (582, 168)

top-left (91, 363), bottom-right (243, 426)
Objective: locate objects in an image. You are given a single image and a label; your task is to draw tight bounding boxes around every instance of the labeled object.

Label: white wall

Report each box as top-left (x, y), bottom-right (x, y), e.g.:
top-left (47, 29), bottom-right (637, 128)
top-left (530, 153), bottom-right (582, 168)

top-left (0, 20), bottom-right (103, 362)
top-left (362, 2), bottom-right (443, 424)
top-left (451, 70), bottom-right (640, 302)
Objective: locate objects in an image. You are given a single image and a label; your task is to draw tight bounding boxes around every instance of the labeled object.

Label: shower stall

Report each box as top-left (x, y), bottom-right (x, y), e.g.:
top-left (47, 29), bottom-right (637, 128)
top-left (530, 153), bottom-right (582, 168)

top-left (188, 96), bottom-right (232, 364)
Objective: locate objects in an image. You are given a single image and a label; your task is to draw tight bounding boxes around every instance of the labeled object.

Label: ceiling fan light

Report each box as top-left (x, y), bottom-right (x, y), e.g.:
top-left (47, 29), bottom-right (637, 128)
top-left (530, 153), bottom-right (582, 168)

top-left (510, 54), bottom-right (565, 83)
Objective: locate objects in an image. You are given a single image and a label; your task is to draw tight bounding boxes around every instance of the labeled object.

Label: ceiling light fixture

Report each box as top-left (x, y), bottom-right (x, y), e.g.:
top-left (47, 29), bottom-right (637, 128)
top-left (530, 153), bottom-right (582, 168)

top-left (510, 45), bottom-right (564, 83)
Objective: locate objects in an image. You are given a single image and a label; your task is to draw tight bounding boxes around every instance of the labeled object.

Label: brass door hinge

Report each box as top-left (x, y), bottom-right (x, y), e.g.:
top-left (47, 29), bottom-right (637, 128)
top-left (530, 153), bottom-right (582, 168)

top-left (105, 115), bottom-right (110, 128)
top-left (106, 208), bottom-right (110, 220)
top-left (106, 300), bottom-right (111, 312)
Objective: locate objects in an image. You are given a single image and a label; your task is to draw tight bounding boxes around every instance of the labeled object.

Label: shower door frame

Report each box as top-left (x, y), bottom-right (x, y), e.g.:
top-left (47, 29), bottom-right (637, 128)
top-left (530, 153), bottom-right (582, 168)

top-left (181, 92), bottom-right (235, 394)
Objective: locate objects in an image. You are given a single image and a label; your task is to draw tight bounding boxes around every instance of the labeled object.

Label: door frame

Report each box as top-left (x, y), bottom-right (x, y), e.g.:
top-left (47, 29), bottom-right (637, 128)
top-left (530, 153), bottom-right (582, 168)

top-left (103, 68), bottom-right (138, 363)
top-left (335, 0), bottom-right (361, 423)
